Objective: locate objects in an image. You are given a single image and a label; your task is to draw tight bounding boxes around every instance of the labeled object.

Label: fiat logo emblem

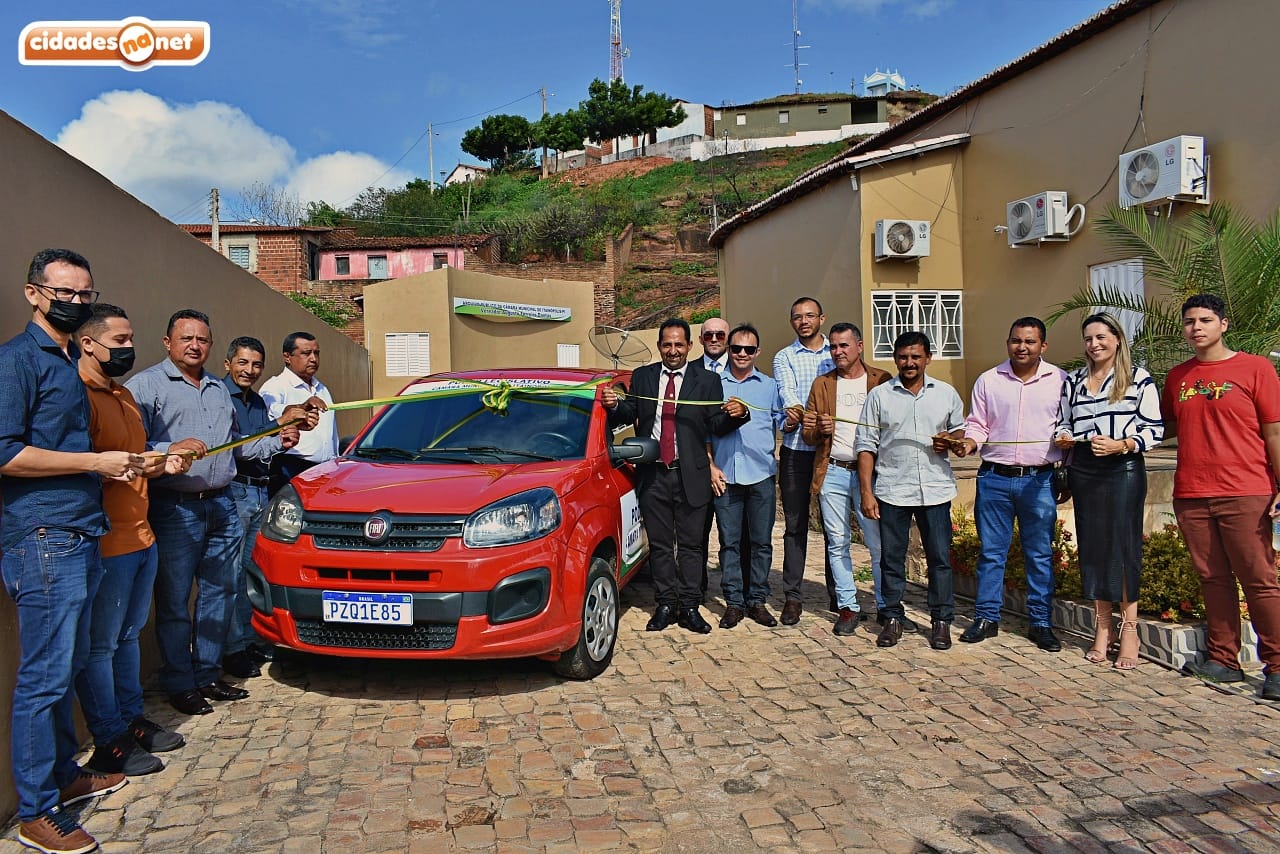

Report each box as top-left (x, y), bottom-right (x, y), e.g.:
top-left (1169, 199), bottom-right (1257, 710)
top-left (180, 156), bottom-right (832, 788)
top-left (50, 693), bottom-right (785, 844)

top-left (364, 514), bottom-right (392, 543)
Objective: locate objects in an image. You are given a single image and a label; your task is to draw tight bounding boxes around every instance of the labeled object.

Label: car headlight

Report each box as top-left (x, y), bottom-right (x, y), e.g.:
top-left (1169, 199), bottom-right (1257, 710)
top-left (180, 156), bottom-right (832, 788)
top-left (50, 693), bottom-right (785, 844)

top-left (261, 483), bottom-right (304, 543)
top-left (463, 487), bottom-right (561, 548)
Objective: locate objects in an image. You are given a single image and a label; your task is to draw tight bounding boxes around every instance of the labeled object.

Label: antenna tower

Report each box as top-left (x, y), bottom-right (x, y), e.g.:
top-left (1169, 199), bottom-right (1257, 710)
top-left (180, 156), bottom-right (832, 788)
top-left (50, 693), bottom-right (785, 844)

top-left (609, 0), bottom-right (625, 82)
top-left (790, 0), bottom-right (809, 94)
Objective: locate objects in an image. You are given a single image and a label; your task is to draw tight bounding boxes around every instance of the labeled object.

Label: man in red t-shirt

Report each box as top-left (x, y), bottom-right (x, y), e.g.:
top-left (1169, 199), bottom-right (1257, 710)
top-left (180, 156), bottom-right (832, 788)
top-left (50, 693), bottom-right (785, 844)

top-left (1161, 293), bottom-right (1280, 700)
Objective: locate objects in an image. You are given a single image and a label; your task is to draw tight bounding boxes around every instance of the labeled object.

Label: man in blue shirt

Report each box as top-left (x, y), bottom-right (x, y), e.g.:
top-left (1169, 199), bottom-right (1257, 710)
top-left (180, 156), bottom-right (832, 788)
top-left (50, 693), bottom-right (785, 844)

top-left (220, 336), bottom-right (292, 679)
top-left (0, 249), bottom-right (142, 852)
top-left (126, 310), bottom-right (309, 717)
top-left (710, 324), bottom-right (785, 629)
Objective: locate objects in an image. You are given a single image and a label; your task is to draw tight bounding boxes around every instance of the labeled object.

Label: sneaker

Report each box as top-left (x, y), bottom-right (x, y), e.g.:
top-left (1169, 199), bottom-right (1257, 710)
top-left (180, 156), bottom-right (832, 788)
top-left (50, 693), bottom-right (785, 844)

top-left (1182, 660), bottom-right (1245, 684)
top-left (17, 807), bottom-right (97, 854)
top-left (131, 717), bottom-right (185, 753)
top-left (58, 769), bottom-right (126, 808)
top-left (1263, 673), bottom-right (1280, 702)
top-left (85, 733), bottom-right (163, 776)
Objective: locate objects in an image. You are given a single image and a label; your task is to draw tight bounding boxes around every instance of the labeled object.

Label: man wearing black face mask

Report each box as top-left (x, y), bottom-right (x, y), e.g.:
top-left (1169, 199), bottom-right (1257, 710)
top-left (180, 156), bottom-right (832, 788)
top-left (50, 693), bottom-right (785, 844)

top-left (75, 303), bottom-right (192, 779)
top-left (0, 250), bottom-right (146, 853)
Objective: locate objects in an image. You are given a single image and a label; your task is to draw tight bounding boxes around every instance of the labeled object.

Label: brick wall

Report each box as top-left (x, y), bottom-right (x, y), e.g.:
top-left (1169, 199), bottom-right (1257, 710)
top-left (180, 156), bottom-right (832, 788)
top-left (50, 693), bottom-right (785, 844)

top-left (255, 233), bottom-right (310, 294)
top-left (301, 280), bottom-right (366, 346)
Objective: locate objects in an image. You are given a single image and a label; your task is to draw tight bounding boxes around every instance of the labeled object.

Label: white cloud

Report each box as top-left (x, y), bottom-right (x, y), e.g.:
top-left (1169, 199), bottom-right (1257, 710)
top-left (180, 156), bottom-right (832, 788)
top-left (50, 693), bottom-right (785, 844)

top-left (286, 151), bottom-right (412, 207)
top-left (805, 0), bottom-right (953, 18)
top-left (54, 90), bottom-right (411, 220)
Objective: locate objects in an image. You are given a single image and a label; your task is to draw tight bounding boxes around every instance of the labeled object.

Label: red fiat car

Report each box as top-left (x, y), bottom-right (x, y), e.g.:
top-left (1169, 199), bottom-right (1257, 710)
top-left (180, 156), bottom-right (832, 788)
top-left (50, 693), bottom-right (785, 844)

top-left (249, 368), bottom-right (655, 679)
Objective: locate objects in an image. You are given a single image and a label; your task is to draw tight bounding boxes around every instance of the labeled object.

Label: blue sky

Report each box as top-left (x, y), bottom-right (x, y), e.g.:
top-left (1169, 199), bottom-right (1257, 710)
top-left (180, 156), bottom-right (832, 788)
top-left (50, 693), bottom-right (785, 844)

top-left (3, 0), bottom-right (1113, 222)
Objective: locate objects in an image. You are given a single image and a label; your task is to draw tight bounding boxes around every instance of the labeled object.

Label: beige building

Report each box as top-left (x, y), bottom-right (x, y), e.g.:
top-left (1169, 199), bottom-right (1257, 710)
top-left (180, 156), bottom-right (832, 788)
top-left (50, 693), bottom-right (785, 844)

top-left (0, 108), bottom-right (372, 818)
top-left (711, 0), bottom-right (1280, 398)
top-left (363, 268), bottom-right (606, 399)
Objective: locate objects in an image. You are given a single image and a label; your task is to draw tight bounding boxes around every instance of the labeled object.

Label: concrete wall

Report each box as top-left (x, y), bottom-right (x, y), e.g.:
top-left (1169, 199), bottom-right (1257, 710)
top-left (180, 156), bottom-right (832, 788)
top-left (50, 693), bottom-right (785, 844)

top-left (689, 125), bottom-right (888, 161)
top-left (720, 0), bottom-right (1280, 400)
top-left (0, 109), bottom-right (373, 819)
top-left (363, 268), bottom-right (602, 399)
top-left (315, 247), bottom-right (464, 280)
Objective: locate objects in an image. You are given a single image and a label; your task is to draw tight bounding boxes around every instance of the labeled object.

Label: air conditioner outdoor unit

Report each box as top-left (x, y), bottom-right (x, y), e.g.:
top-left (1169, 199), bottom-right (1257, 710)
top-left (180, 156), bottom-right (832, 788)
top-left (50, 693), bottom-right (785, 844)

top-left (1005, 191), bottom-right (1086, 247)
top-left (1118, 135), bottom-right (1208, 209)
top-left (874, 219), bottom-right (930, 260)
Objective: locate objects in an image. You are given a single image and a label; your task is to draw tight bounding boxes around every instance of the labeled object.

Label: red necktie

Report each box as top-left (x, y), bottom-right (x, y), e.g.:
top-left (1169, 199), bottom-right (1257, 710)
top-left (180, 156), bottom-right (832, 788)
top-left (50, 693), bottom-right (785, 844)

top-left (660, 370), bottom-right (678, 465)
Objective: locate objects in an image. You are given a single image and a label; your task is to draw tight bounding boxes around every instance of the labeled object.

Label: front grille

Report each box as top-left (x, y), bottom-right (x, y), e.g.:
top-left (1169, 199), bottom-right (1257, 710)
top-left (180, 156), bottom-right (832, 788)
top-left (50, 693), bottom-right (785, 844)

top-left (316, 568), bottom-right (435, 582)
top-left (295, 619), bottom-right (458, 650)
top-left (303, 513), bottom-right (464, 552)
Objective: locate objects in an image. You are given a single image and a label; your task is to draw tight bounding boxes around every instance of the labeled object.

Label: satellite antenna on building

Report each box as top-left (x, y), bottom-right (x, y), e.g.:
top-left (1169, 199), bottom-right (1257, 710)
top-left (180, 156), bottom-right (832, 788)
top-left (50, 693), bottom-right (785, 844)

top-left (589, 325), bottom-right (652, 369)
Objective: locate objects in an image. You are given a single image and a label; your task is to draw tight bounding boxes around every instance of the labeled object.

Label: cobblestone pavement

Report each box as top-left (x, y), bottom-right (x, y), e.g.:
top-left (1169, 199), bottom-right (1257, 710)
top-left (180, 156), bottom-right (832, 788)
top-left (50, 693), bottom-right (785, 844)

top-left (5, 527), bottom-right (1280, 853)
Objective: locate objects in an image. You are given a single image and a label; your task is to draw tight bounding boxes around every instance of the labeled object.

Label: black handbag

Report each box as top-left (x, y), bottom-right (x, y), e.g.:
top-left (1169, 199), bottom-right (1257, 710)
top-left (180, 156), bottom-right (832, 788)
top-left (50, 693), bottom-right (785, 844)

top-left (1051, 463), bottom-right (1072, 504)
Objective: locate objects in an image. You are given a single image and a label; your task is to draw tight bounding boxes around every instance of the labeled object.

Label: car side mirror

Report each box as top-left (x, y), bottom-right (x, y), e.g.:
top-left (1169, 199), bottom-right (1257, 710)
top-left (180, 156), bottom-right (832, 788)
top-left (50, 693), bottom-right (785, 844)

top-left (611, 436), bottom-right (659, 465)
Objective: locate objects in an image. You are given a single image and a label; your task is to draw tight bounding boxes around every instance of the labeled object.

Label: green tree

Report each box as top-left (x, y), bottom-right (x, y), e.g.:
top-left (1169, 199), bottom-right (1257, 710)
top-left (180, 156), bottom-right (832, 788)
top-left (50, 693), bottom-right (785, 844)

top-left (576, 78), bottom-right (685, 147)
top-left (1048, 202), bottom-right (1280, 382)
top-left (533, 109), bottom-right (586, 170)
top-left (303, 200), bottom-right (344, 227)
top-left (461, 114), bottom-right (535, 171)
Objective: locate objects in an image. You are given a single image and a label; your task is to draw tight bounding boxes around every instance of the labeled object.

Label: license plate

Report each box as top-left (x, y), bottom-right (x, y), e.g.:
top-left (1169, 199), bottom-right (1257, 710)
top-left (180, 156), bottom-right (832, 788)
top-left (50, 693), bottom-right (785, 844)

top-left (321, 591), bottom-right (413, 625)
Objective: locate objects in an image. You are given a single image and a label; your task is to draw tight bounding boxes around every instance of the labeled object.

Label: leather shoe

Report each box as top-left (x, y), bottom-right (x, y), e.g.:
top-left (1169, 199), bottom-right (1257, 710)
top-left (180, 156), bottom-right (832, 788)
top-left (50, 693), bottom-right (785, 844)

top-left (719, 606), bottom-right (744, 629)
top-left (1183, 660), bottom-right (1244, 683)
top-left (746, 603), bottom-right (777, 627)
top-left (780, 600), bottom-right (802, 625)
top-left (646, 604), bottom-right (677, 631)
top-left (246, 642), bottom-right (275, 663)
top-left (876, 618), bottom-right (903, 647)
top-left (959, 618), bottom-right (999, 643)
top-left (930, 620), bottom-right (952, 650)
top-left (833, 608), bottom-right (859, 636)
top-left (200, 680), bottom-right (250, 701)
top-left (222, 650), bottom-right (261, 678)
top-left (875, 612), bottom-right (918, 633)
top-left (169, 690), bottom-right (213, 716)
top-left (1028, 625), bottom-right (1062, 652)
top-left (678, 606), bottom-right (713, 634)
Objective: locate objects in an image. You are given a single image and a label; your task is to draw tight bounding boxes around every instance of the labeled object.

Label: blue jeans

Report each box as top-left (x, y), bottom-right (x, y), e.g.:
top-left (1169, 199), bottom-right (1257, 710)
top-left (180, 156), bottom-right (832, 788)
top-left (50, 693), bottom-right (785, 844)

top-left (878, 501), bottom-right (954, 623)
top-left (818, 464), bottom-right (883, 611)
top-left (1, 529), bottom-right (103, 820)
top-left (75, 543), bottom-right (158, 745)
top-left (974, 467), bottom-right (1056, 626)
top-left (148, 492), bottom-right (243, 694)
top-left (227, 482), bottom-right (267, 654)
top-left (713, 477), bottom-right (775, 607)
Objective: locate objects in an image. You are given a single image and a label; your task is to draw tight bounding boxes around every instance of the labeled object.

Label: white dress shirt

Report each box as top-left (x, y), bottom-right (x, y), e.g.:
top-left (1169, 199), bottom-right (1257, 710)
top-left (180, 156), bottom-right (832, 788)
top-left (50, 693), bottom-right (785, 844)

top-left (260, 368), bottom-right (338, 462)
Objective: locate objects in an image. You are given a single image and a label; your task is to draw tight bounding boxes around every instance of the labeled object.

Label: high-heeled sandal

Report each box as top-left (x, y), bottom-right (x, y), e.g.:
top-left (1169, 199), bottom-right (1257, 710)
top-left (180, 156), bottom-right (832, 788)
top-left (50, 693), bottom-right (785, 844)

top-left (1113, 619), bottom-right (1141, 670)
top-left (1085, 615), bottom-right (1113, 663)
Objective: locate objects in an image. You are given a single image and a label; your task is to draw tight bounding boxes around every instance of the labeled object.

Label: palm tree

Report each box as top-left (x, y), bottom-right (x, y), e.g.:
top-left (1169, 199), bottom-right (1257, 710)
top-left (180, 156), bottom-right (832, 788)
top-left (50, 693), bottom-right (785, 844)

top-left (1048, 202), bottom-right (1280, 382)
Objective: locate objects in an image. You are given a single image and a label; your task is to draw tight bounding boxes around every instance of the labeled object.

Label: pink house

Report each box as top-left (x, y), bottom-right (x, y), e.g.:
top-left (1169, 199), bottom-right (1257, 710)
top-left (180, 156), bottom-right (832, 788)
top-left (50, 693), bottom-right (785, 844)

top-left (315, 232), bottom-right (500, 281)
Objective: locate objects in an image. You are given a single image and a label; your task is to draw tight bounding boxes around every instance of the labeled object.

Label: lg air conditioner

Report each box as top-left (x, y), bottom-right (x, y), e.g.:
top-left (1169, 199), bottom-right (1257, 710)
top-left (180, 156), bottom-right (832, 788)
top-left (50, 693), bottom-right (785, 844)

top-left (874, 219), bottom-right (930, 261)
top-left (1118, 135), bottom-right (1208, 209)
top-left (1005, 191), bottom-right (1086, 247)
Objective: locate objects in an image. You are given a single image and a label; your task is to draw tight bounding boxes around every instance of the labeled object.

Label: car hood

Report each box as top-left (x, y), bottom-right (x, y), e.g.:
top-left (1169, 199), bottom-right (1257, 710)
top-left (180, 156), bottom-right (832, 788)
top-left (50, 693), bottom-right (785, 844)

top-left (290, 457), bottom-right (591, 515)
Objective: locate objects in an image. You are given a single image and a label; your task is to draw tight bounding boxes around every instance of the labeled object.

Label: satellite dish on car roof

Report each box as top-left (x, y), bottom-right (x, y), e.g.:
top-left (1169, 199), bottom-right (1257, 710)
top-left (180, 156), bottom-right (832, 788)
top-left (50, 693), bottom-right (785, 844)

top-left (588, 325), bottom-right (652, 369)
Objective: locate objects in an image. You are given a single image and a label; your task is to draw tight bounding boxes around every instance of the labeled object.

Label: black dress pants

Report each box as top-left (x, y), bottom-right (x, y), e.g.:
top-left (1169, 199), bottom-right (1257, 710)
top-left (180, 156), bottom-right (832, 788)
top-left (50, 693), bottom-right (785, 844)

top-left (640, 465), bottom-right (707, 608)
top-left (779, 446), bottom-right (832, 601)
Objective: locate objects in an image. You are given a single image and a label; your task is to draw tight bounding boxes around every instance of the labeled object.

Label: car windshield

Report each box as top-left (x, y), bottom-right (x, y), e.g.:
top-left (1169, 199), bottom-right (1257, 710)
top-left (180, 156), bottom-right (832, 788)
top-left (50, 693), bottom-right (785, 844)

top-left (352, 381), bottom-right (594, 463)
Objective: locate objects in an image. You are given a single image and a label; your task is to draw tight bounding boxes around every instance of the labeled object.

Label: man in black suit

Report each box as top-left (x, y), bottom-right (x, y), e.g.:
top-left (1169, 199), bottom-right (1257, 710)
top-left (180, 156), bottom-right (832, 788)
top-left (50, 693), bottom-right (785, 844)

top-left (603, 319), bottom-right (749, 633)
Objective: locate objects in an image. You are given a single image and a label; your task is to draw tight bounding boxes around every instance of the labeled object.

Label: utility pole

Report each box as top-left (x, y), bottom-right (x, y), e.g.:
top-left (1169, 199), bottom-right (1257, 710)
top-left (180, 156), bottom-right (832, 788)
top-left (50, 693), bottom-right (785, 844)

top-left (709, 148), bottom-right (718, 231)
top-left (428, 121), bottom-right (435, 193)
top-left (540, 87), bottom-right (549, 179)
top-left (210, 188), bottom-right (220, 253)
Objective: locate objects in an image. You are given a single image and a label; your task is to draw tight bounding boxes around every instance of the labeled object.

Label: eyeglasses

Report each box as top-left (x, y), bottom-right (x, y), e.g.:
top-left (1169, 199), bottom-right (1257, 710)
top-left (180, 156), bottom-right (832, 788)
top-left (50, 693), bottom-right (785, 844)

top-left (35, 283), bottom-right (100, 303)
top-left (729, 344), bottom-right (758, 355)
top-left (701, 331), bottom-right (726, 340)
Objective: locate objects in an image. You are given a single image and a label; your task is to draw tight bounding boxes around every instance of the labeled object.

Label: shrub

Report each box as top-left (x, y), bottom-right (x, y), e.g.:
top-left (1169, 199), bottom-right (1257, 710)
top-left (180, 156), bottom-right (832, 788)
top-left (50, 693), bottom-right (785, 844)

top-left (1139, 523), bottom-right (1204, 621)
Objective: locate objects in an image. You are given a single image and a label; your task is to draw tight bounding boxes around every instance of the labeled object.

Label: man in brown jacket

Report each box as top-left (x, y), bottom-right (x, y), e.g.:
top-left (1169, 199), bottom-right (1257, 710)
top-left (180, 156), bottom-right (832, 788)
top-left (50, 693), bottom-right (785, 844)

top-left (802, 323), bottom-right (894, 635)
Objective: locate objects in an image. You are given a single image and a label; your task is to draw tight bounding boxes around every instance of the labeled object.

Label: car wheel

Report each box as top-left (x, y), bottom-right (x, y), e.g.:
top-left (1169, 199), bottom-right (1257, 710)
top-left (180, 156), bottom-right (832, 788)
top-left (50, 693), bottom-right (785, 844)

top-left (554, 558), bottom-right (618, 679)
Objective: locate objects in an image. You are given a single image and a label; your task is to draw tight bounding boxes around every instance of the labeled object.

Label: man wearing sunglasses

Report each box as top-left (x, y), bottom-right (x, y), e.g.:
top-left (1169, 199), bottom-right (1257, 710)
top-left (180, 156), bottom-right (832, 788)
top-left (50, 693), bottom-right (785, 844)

top-left (803, 323), bottom-right (892, 637)
top-left (697, 317), bottom-right (731, 599)
top-left (709, 325), bottom-right (786, 628)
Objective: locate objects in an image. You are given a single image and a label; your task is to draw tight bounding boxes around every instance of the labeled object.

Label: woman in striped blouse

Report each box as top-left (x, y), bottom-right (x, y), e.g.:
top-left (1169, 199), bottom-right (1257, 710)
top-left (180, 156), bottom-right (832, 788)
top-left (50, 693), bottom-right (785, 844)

top-left (1054, 312), bottom-right (1164, 670)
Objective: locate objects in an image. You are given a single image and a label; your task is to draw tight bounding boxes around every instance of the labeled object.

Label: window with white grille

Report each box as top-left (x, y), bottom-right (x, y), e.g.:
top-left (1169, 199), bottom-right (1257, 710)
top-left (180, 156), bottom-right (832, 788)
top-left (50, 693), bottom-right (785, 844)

top-left (870, 291), bottom-right (963, 360)
top-left (228, 245), bottom-right (250, 269)
top-left (557, 344), bottom-right (580, 367)
top-left (384, 332), bottom-right (430, 377)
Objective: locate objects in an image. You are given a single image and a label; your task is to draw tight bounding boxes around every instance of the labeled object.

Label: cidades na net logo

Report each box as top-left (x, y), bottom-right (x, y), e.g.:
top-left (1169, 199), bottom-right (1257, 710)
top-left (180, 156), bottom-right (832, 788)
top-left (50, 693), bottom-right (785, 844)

top-left (19, 18), bottom-right (210, 71)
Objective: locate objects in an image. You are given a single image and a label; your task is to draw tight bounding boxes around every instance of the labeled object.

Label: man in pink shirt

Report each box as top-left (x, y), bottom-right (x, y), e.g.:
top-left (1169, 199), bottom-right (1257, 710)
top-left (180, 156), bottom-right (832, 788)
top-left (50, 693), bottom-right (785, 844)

top-left (958, 317), bottom-right (1067, 651)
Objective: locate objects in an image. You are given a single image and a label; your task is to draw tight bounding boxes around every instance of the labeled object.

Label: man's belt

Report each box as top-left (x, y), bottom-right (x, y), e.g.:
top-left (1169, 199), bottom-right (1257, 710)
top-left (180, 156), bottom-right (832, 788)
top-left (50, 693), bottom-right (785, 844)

top-left (980, 461), bottom-right (1054, 478)
top-left (233, 474), bottom-right (270, 487)
top-left (152, 486), bottom-right (229, 502)
top-left (828, 457), bottom-right (857, 470)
